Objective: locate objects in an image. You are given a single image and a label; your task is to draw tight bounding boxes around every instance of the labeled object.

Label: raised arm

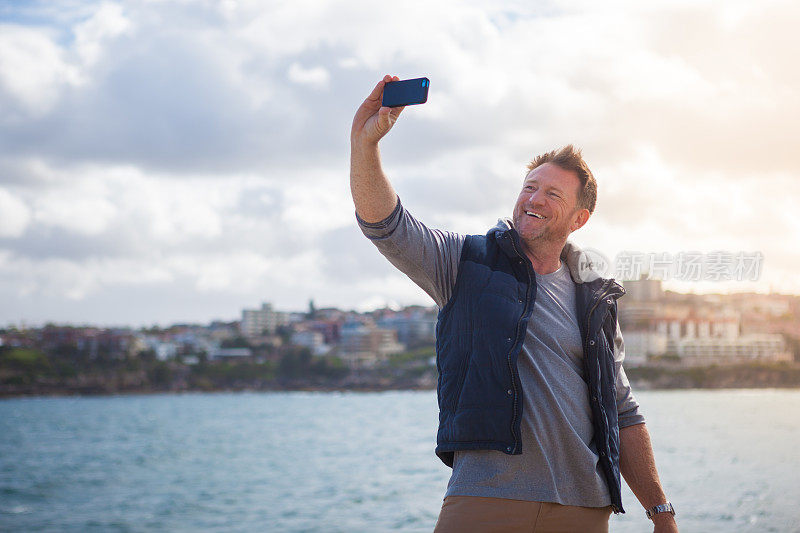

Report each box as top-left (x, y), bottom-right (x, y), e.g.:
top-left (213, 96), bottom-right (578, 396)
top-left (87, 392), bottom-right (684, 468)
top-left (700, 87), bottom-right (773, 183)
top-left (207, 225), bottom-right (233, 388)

top-left (350, 75), bottom-right (406, 223)
top-left (351, 76), bottom-right (464, 309)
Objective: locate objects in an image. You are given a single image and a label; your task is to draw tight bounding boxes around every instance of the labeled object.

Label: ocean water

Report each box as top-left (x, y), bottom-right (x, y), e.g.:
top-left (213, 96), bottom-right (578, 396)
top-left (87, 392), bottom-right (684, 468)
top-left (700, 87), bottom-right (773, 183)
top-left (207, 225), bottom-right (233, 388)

top-left (1, 389), bottom-right (798, 532)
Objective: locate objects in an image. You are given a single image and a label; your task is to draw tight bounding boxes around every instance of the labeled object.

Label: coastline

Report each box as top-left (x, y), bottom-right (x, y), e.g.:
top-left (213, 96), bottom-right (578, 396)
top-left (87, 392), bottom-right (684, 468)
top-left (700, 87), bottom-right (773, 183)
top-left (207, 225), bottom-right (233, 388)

top-left (3, 362), bottom-right (800, 399)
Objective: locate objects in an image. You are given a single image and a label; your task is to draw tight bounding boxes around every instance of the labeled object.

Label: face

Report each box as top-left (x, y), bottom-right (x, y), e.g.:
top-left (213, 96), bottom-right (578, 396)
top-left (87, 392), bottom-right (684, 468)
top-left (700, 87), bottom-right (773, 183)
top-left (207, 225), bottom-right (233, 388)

top-left (511, 162), bottom-right (590, 248)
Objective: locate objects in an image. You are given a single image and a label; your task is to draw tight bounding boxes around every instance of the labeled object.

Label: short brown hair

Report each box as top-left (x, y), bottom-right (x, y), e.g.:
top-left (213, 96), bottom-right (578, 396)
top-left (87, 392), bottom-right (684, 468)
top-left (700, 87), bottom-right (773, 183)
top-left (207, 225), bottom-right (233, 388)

top-left (526, 144), bottom-right (597, 214)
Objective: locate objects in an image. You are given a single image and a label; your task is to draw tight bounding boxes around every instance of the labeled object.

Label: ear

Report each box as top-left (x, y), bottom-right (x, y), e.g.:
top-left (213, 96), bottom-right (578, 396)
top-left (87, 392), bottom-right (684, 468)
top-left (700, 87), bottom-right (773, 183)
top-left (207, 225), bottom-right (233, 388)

top-left (570, 208), bottom-right (591, 233)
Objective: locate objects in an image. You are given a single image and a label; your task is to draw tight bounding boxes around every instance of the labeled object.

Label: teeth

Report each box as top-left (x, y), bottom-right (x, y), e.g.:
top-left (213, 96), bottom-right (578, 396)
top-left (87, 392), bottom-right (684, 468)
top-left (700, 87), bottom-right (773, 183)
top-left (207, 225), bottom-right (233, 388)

top-left (526, 211), bottom-right (545, 219)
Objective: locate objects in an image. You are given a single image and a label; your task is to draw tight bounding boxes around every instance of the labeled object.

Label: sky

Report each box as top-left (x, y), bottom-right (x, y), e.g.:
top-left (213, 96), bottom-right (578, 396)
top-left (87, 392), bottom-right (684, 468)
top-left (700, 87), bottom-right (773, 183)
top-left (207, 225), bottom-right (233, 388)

top-left (1, 0), bottom-right (798, 327)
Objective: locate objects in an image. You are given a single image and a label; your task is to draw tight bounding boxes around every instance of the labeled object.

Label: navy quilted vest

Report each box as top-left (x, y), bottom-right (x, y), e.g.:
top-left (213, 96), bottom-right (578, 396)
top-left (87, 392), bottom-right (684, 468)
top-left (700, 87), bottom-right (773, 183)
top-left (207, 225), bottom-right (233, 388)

top-left (434, 222), bottom-right (627, 513)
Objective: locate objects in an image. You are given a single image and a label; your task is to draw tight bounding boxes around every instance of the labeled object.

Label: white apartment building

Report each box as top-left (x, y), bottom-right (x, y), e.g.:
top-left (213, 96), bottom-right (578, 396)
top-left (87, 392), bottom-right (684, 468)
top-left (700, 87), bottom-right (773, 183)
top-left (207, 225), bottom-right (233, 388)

top-left (241, 303), bottom-right (288, 338)
top-left (676, 334), bottom-right (791, 365)
top-left (618, 278), bottom-right (794, 364)
top-left (621, 330), bottom-right (667, 366)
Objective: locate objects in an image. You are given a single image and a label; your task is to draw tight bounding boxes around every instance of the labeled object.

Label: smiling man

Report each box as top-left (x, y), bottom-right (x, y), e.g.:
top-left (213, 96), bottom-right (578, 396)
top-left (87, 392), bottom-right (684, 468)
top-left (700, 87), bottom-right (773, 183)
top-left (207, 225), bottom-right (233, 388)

top-left (351, 75), bottom-right (678, 533)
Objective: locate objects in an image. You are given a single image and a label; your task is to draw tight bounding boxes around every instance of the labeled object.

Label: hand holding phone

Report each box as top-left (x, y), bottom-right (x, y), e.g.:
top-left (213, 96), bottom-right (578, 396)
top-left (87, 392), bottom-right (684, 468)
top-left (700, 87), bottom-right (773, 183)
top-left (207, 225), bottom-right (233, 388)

top-left (381, 77), bottom-right (430, 108)
top-left (352, 75), bottom-right (428, 146)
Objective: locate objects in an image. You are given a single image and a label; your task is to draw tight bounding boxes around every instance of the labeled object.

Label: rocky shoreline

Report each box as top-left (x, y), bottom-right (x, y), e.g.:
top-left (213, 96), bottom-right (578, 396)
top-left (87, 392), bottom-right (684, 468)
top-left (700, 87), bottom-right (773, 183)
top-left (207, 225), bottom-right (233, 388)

top-left (3, 362), bottom-right (800, 398)
top-left (626, 362), bottom-right (800, 390)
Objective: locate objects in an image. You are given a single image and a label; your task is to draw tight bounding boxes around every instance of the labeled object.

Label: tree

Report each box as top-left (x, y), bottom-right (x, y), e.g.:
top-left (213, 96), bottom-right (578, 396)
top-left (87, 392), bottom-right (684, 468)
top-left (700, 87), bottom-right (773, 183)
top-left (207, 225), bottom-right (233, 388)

top-left (221, 336), bottom-right (252, 349)
top-left (278, 346), bottom-right (313, 379)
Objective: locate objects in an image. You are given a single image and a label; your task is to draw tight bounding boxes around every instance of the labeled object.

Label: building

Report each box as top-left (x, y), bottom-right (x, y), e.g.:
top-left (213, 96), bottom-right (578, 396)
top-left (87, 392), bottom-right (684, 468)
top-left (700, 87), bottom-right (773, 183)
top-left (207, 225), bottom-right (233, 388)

top-left (618, 278), bottom-right (792, 365)
top-left (376, 309), bottom-right (436, 347)
top-left (39, 326), bottom-right (143, 359)
top-left (676, 334), bottom-right (791, 365)
top-left (621, 330), bottom-right (667, 366)
top-left (623, 277), bottom-right (664, 303)
top-left (241, 303), bottom-right (288, 338)
top-left (291, 330), bottom-right (330, 356)
top-left (339, 321), bottom-right (405, 368)
top-left (305, 320), bottom-right (342, 345)
top-left (148, 340), bottom-right (179, 361)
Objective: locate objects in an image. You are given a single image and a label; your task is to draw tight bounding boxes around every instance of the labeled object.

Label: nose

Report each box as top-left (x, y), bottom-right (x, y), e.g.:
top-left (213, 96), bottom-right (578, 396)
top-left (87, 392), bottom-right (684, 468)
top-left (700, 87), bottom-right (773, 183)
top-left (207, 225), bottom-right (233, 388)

top-left (526, 188), bottom-right (546, 206)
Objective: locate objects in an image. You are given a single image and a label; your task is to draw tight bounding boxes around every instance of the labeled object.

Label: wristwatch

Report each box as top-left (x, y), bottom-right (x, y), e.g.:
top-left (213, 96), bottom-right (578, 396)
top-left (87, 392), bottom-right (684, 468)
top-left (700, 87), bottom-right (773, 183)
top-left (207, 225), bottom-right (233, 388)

top-left (645, 502), bottom-right (675, 520)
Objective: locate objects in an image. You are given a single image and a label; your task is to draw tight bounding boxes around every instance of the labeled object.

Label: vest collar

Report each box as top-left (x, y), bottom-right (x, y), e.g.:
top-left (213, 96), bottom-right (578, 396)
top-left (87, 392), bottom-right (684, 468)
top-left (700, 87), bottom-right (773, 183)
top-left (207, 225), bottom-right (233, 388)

top-left (489, 217), bottom-right (618, 288)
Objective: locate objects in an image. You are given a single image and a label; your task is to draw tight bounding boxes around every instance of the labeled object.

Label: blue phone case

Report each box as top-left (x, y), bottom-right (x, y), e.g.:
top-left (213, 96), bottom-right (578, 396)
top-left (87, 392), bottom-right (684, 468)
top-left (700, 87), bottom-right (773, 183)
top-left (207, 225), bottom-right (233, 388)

top-left (382, 77), bottom-right (430, 107)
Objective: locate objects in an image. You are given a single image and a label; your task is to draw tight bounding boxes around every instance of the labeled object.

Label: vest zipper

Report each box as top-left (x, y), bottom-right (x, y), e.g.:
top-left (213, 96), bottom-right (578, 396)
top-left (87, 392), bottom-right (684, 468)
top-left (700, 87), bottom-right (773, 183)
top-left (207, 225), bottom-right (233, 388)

top-left (505, 234), bottom-right (532, 454)
top-left (584, 281), bottom-right (625, 369)
top-left (584, 280), bottom-right (623, 513)
top-left (584, 279), bottom-right (614, 417)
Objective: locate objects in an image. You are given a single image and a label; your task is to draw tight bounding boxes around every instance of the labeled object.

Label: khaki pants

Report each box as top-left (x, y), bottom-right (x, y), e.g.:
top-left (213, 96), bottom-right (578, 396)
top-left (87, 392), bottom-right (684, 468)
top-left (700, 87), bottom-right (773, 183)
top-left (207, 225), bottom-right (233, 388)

top-left (434, 495), bottom-right (613, 533)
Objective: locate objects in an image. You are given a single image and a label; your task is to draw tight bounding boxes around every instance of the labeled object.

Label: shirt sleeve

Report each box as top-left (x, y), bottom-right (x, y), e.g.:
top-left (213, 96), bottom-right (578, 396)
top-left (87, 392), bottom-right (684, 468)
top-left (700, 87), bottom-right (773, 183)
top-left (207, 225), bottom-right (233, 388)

top-left (356, 196), bottom-right (465, 309)
top-left (613, 320), bottom-right (646, 428)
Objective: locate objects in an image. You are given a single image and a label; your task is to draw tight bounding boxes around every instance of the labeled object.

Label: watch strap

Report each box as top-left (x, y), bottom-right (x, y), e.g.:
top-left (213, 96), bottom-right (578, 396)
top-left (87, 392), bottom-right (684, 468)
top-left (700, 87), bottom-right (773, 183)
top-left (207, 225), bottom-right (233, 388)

top-left (645, 502), bottom-right (675, 519)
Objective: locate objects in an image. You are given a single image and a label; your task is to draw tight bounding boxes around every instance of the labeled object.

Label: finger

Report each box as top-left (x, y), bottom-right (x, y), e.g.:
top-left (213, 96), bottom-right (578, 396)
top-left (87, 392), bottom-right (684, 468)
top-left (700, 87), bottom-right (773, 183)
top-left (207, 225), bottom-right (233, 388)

top-left (378, 105), bottom-right (393, 129)
top-left (390, 105), bottom-right (405, 120)
top-left (364, 76), bottom-right (389, 102)
top-left (379, 105), bottom-right (404, 131)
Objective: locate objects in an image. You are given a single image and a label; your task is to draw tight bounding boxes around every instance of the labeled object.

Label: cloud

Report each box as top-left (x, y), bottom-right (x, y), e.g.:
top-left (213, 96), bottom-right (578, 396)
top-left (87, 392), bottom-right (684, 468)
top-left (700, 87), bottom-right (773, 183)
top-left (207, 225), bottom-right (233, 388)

top-left (288, 63), bottom-right (330, 89)
top-left (0, 24), bottom-right (80, 115)
top-left (0, 188), bottom-right (31, 237)
top-left (0, 0), bottom-right (798, 325)
top-left (72, 2), bottom-right (131, 66)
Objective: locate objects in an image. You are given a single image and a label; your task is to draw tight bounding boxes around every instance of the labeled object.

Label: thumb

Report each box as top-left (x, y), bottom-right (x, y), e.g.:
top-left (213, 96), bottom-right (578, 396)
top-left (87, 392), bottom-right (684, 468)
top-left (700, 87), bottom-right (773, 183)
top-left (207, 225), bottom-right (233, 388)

top-left (378, 106), bottom-right (400, 132)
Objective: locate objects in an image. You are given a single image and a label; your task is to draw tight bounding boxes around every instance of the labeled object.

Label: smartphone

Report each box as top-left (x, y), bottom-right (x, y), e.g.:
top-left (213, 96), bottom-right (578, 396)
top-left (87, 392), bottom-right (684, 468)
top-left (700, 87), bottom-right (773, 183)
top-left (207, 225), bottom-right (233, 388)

top-left (381, 77), bottom-right (430, 107)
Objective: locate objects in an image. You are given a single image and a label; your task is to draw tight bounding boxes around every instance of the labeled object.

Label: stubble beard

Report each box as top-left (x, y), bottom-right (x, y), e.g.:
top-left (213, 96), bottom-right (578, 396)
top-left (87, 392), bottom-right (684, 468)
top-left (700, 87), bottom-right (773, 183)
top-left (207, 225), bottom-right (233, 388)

top-left (515, 212), bottom-right (573, 257)
top-left (520, 227), bottom-right (557, 255)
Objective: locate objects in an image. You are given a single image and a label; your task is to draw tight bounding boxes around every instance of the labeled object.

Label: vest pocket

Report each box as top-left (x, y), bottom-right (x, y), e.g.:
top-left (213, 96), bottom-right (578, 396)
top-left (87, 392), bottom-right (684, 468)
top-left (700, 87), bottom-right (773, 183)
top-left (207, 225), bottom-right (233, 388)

top-left (440, 351), bottom-right (470, 412)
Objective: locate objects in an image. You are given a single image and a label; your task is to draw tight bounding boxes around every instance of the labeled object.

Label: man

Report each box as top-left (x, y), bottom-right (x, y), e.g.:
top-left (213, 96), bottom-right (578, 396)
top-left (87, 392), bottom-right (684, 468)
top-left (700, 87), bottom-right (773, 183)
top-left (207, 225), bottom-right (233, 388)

top-left (351, 75), bottom-right (678, 533)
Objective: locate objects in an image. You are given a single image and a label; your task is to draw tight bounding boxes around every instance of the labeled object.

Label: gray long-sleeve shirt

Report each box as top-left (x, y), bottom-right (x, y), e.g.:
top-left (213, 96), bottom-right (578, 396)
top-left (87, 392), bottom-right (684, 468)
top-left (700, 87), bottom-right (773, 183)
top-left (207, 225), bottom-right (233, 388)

top-left (357, 197), bottom-right (645, 507)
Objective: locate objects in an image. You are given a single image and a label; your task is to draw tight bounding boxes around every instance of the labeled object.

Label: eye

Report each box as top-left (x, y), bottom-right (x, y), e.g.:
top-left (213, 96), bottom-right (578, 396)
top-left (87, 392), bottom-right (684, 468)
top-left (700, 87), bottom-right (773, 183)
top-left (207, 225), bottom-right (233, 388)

top-left (548, 191), bottom-right (561, 198)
